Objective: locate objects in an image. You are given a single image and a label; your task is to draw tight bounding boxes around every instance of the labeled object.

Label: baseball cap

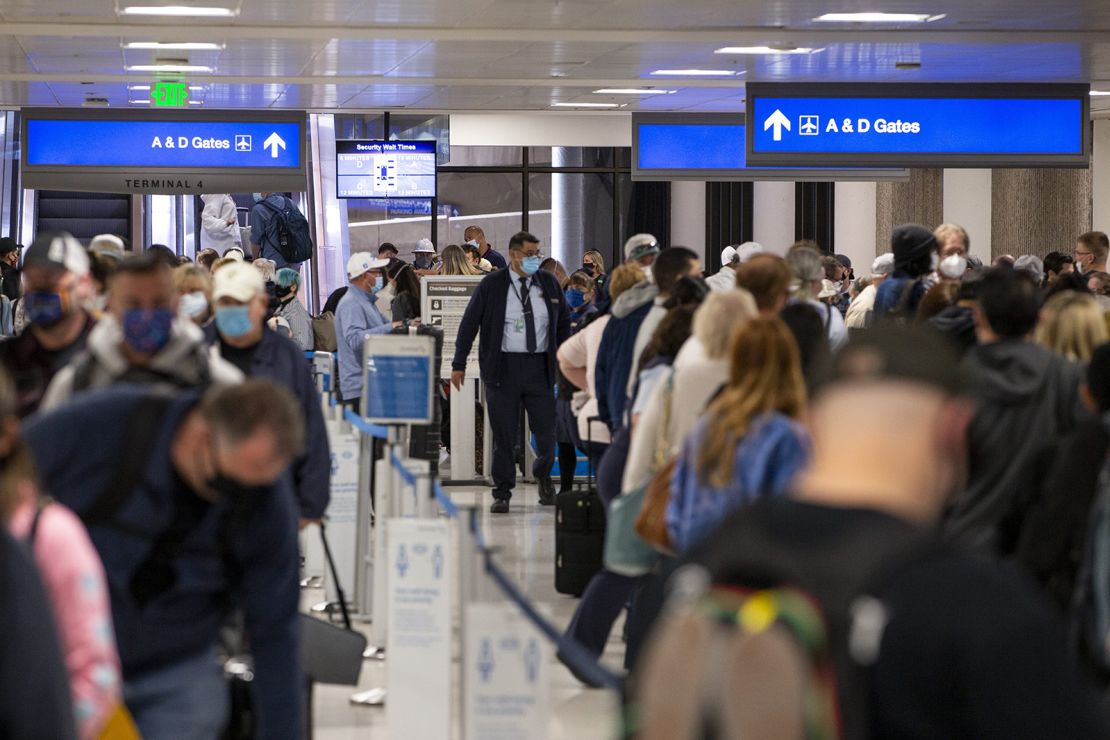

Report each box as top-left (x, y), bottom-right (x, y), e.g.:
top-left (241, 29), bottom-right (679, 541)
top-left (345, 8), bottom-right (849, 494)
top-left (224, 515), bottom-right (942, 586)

top-left (89, 234), bottom-right (125, 261)
top-left (213, 261), bottom-right (265, 303)
top-left (871, 252), bottom-right (895, 276)
top-left (346, 252), bottom-right (389, 280)
top-left (224, 247), bottom-right (245, 262)
top-left (0, 237), bottom-right (20, 257)
top-left (23, 231), bottom-right (89, 276)
top-left (414, 238), bottom-right (436, 254)
top-left (624, 233), bottom-right (660, 261)
top-left (721, 242), bottom-right (764, 266)
top-left (831, 324), bottom-right (965, 396)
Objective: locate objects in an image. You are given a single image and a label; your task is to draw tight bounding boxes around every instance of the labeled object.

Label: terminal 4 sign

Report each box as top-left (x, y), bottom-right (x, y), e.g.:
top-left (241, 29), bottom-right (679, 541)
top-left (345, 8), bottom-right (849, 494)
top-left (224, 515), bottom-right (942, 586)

top-left (746, 84), bottom-right (1090, 168)
top-left (21, 108), bottom-right (307, 194)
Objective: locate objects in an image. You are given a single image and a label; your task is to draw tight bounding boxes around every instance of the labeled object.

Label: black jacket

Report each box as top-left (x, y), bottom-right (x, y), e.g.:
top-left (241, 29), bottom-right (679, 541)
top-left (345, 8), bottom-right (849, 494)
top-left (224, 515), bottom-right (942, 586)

top-left (452, 268), bottom-right (571, 386)
top-left (944, 340), bottom-right (1088, 555)
top-left (208, 327), bottom-right (331, 519)
top-left (0, 263), bottom-right (20, 303)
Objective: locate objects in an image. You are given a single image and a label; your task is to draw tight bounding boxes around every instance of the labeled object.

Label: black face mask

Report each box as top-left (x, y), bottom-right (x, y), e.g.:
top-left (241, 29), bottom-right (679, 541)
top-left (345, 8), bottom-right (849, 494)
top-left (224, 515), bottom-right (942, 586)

top-left (275, 284), bottom-right (294, 299)
top-left (207, 473), bottom-right (270, 500)
top-left (582, 264), bottom-right (595, 276)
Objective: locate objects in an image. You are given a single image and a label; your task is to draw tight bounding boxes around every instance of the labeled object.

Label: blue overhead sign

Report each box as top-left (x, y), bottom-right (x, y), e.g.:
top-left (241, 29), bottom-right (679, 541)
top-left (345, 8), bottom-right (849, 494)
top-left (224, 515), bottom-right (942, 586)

top-left (26, 119), bottom-right (302, 168)
top-left (746, 84), bottom-right (1089, 168)
top-left (631, 113), bottom-right (909, 182)
top-left (20, 108), bottom-right (307, 194)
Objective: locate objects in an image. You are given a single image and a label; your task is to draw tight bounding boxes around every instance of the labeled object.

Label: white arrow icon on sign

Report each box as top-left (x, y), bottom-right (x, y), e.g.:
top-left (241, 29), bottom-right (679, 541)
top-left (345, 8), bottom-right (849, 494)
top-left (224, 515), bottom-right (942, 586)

top-left (764, 109), bottom-right (791, 141)
top-left (263, 132), bottom-right (286, 158)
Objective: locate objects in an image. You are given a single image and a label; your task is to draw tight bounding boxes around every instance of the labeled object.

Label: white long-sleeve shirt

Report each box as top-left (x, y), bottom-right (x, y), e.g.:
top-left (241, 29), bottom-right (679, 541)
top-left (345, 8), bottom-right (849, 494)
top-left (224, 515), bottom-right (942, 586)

top-left (200, 194), bottom-right (242, 255)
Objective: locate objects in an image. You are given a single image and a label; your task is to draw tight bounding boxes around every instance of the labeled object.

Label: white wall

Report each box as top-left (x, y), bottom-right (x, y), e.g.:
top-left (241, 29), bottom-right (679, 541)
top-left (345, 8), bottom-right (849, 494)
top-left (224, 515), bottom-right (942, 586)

top-left (834, 181), bottom-right (877, 270)
top-left (1094, 120), bottom-right (1110, 236)
top-left (752, 181), bottom-right (796, 254)
top-left (669, 181), bottom-right (706, 261)
top-left (942, 169), bottom-right (992, 263)
top-left (449, 113), bottom-right (631, 147)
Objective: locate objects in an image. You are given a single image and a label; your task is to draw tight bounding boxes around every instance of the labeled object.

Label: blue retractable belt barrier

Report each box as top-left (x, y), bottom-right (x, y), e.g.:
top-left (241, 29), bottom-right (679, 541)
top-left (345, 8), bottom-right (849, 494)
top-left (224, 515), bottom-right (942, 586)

top-left (377, 427), bottom-right (622, 693)
top-left (343, 408), bottom-right (390, 440)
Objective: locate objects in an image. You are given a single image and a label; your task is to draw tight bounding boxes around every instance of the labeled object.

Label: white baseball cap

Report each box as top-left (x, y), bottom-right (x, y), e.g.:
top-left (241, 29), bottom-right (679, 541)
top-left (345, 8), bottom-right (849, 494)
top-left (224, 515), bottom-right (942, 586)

top-left (346, 252), bottom-right (389, 279)
top-left (213, 261), bottom-right (265, 303)
top-left (871, 252), bottom-right (895, 276)
top-left (89, 234), bottom-right (125, 261)
top-left (414, 238), bottom-right (436, 254)
top-left (224, 247), bottom-right (245, 262)
top-left (624, 233), bottom-right (660, 261)
top-left (721, 241), bottom-right (764, 265)
top-left (24, 231), bottom-right (89, 277)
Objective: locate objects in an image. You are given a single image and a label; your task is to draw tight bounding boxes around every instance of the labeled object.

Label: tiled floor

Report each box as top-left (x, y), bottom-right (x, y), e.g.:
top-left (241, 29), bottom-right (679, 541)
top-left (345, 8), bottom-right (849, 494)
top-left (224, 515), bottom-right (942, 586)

top-left (307, 483), bottom-right (623, 739)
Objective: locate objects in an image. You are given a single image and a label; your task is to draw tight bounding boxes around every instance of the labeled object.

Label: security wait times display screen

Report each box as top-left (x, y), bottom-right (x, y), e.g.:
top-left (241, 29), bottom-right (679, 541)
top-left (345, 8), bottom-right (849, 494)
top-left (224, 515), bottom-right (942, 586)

top-left (336, 140), bottom-right (436, 199)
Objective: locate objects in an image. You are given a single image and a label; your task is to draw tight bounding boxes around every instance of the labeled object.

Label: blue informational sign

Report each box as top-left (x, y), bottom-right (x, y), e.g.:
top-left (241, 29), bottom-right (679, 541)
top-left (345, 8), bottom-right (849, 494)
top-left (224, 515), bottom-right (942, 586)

top-left (631, 113), bottom-right (909, 181)
top-left (336, 140), bottom-right (437, 199)
top-left (746, 84), bottom-right (1089, 167)
top-left (362, 335), bottom-right (436, 425)
top-left (637, 123), bottom-right (747, 170)
top-left (25, 118), bottom-right (302, 168)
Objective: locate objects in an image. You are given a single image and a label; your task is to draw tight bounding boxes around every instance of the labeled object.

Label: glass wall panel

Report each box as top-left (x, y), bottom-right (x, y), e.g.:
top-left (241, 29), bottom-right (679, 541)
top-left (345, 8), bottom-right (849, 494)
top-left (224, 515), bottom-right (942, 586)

top-left (437, 172), bottom-right (523, 253)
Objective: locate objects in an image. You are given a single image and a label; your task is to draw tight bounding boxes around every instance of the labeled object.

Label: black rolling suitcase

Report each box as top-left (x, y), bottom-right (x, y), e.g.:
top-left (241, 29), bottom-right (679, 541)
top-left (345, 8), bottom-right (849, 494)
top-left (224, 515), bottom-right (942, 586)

top-left (555, 417), bottom-right (606, 596)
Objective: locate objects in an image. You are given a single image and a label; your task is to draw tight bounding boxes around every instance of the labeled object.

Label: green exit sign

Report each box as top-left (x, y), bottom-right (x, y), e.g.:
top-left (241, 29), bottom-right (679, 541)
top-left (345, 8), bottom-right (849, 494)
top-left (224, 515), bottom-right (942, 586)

top-left (151, 82), bottom-right (189, 107)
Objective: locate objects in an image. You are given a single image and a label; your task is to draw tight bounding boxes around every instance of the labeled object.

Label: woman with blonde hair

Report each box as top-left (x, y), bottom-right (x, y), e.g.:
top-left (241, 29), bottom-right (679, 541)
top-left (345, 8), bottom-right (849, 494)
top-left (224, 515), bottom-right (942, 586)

top-left (1037, 291), bottom-right (1109, 363)
top-left (666, 317), bottom-right (811, 551)
top-left (440, 243), bottom-right (481, 276)
top-left (173, 264), bottom-right (214, 326)
top-left (583, 249), bottom-right (606, 280)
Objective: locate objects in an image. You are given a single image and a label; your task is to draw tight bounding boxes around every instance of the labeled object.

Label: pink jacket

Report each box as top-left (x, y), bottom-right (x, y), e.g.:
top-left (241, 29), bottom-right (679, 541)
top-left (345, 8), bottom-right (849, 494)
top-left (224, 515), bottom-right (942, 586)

top-left (9, 497), bottom-right (121, 740)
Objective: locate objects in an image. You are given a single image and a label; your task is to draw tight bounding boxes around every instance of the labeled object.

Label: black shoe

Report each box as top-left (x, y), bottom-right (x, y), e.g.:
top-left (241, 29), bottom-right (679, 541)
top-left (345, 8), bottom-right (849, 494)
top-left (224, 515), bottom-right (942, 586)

top-left (538, 476), bottom-right (556, 506)
top-left (490, 499), bottom-right (510, 514)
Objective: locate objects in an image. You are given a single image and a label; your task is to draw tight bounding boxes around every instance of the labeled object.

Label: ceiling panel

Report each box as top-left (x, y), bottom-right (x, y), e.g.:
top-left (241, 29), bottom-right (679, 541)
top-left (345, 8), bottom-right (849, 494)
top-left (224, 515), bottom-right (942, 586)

top-left (342, 84), bottom-right (440, 108)
top-left (343, 0), bottom-right (489, 26)
top-left (0, 82), bottom-right (56, 105)
top-left (304, 39), bottom-right (430, 77)
top-left (236, 0), bottom-right (365, 24)
top-left (273, 83), bottom-right (368, 108)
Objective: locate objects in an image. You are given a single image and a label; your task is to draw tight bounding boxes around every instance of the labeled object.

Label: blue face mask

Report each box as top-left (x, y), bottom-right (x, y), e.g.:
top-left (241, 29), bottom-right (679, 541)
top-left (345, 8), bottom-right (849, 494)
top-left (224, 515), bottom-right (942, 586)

top-left (252, 192), bottom-right (263, 203)
top-left (521, 255), bottom-right (542, 276)
top-left (565, 288), bottom-right (586, 309)
top-left (215, 305), bottom-right (254, 339)
top-left (122, 308), bottom-right (174, 354)
top-left (372, 276), bottom-right (384, 294)
top-left (24, 291), bottom-right (66, 327)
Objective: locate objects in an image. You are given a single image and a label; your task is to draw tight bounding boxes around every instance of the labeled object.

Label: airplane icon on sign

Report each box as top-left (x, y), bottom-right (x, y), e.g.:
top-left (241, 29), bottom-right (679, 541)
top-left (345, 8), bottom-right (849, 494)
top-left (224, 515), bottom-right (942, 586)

top-left (800, 115), bottom-right (820, 135)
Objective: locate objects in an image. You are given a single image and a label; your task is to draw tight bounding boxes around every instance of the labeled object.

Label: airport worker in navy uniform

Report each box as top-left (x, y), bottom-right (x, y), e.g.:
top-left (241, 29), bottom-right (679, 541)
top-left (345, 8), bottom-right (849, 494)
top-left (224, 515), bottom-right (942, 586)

top-left (451, 231), bottom-right (571, 513)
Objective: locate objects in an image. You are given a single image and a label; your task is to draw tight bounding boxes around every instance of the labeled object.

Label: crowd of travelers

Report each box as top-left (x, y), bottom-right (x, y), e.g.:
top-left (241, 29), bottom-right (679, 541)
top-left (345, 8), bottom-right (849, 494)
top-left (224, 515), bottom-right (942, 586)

top-left (7, 206), bottom-right (1110, 738)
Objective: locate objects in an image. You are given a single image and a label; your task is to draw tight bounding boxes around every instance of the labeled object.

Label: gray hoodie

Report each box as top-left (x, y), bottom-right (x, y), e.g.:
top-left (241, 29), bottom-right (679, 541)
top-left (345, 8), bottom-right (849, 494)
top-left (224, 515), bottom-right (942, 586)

top-left (611, 281), bottom-right (657, 319)
top-left (40, 315), bottom-right (242, 412)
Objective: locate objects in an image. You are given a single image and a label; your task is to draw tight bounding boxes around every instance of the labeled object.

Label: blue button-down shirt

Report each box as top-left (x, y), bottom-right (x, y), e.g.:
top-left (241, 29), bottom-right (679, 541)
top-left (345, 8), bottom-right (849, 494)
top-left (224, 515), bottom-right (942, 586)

top-left (335, 284), bottom-right (392, 400)
top-left (502, 273), bottom-right (548, 353)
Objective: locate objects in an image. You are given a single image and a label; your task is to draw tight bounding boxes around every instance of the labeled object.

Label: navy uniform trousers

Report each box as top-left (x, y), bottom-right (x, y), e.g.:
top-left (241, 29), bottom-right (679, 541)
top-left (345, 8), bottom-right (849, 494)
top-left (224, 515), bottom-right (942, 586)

top-left (485, 353), bottom-right (556, 500)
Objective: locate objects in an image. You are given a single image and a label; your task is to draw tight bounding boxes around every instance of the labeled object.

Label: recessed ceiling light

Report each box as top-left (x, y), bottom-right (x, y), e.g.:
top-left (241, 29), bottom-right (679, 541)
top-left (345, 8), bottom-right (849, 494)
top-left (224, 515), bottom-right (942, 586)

top-left (123, 42), bottom-right (224, 50)
top-left (128, 84), bottom-right (151, 91)
top-left (1091, 90), bottom-right (1110, 96)
top-left (128, 99), bottom-right (152, 104)
top-left (551, 102), bottom-right (623, 108)
top-left (650, 69), bottom-right (741, 77)
top-left (120, 5), bottom-right (236, 16)
top-left (593, 88), bottom-right (676, 95)
top-left (188, 85), bottom-right (207, 91)
top-left (188, 100), bottom-right (204, 105)
top-left (813, 12), bottom-right (944, 23)
top-left (715, 46), bottom-right (823, 55)
top-left (127, 64), bottom-right (214, 72)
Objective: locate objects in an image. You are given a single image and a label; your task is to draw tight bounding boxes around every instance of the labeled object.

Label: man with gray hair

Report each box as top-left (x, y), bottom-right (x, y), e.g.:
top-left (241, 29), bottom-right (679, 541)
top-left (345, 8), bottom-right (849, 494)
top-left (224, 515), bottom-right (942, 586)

top-left (1013, 255), bottom-right (1045, 286)
top-left (705, 242), bottom-right (763, 292)
top-left (845, 252), bottom-right (894, 329)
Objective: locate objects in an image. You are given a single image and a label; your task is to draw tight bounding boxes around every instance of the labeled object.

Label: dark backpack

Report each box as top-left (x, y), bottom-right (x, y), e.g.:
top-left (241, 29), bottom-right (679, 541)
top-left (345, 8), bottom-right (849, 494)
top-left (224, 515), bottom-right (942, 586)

top-left (632, 501), bottom-right (936, 740)
top-left (258, 197), bottom-right (313, 264)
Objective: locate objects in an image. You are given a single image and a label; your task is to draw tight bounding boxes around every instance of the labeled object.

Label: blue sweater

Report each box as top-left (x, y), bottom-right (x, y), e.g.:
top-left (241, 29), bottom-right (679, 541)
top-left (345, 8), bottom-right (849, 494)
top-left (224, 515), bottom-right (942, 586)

top-left (667, 411), bottom-right (811, 551)
top-left (594, 299), bottom-right (654, 430)
top-left (335, 284), bottom-right (393, 400)
top-left (24, 388), bottom-right (302, 738)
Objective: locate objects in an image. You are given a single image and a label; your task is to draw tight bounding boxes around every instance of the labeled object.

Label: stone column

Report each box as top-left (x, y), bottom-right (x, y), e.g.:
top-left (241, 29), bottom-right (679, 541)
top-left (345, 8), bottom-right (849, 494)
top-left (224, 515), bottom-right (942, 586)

top-left (875, 168), bottom-right (943, 254)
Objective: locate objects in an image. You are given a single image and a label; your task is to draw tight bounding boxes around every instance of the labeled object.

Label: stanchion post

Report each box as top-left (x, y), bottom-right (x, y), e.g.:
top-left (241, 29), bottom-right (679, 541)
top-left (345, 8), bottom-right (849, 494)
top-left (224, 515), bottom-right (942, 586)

top-left (353, 430), bottom-right (376, 622)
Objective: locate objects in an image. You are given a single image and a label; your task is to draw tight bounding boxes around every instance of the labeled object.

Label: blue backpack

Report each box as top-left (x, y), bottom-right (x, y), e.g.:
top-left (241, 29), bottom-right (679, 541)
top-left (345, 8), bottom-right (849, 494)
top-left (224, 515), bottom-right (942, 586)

top-left (259, 197), bottom-right (313, 264)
